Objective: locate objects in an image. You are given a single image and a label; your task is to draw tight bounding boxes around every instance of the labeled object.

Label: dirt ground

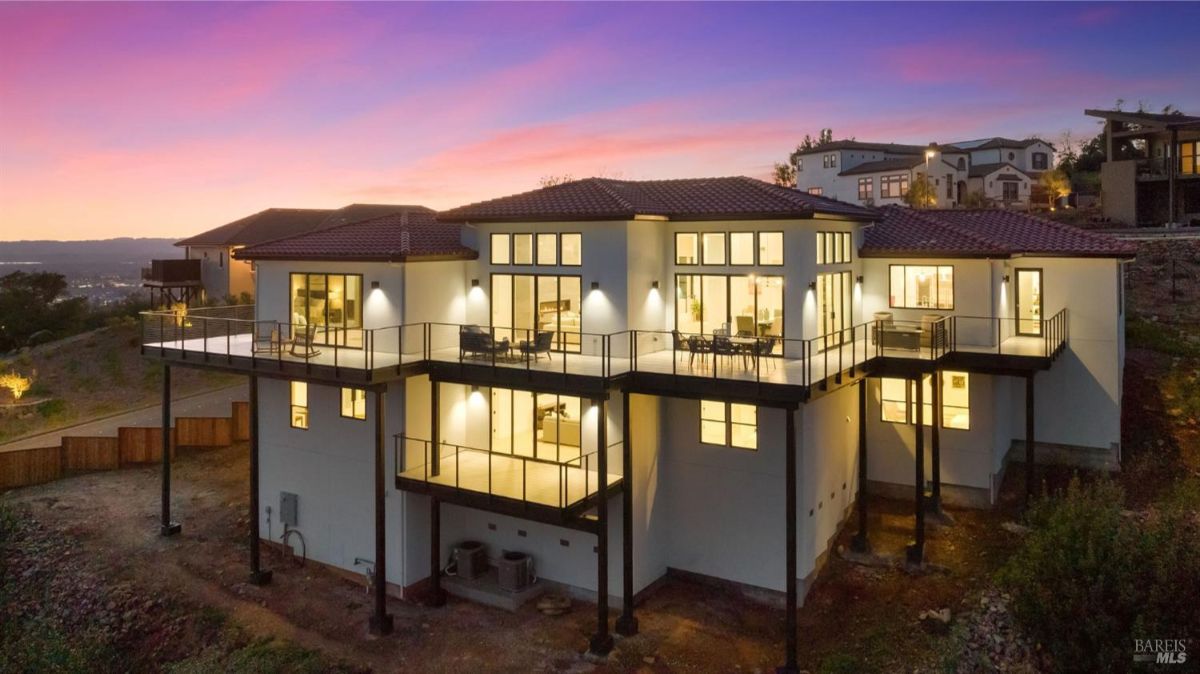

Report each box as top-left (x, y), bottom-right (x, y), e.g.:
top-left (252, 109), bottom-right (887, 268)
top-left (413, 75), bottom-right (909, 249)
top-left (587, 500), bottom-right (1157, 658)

top-left (1, 435), bottom-right (1038, 673)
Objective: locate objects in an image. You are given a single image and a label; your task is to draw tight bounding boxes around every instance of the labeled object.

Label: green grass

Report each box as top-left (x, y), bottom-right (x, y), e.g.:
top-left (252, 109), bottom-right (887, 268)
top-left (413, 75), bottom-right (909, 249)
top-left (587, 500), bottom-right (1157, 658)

top-left (1126, 316), bottom-right (1199, 357)
top-left (167, 636), bottom-right (351, 674)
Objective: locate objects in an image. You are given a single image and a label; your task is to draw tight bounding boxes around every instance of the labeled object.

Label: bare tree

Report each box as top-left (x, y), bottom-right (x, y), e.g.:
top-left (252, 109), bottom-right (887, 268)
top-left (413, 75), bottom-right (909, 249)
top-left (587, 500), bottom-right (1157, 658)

top-left (773, 162), bottom-right (797, 188)
top-left (538, 174), bottom-right (575, 188)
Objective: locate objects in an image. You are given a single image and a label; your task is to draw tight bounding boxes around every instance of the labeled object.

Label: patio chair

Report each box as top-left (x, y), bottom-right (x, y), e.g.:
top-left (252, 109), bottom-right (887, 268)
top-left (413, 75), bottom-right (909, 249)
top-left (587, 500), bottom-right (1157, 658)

top-left (459, 325), bottom-right (510, 360)
top-left (251, 322), bottom-right (281, 354)
top-left (289, 324), bottom-right (321, 358)
top-left (671, 330), bottom-right (691, 363)
top-left (735, 316), bottom-right (755, 337)
top-left (710, 334), bottom-right (737, 369)
top-left (686, 335), bottom-right (711, 368)
top-left (518, 331), bottom-right (554, 361)
top-left (751, 336), bottom-right (778, 372)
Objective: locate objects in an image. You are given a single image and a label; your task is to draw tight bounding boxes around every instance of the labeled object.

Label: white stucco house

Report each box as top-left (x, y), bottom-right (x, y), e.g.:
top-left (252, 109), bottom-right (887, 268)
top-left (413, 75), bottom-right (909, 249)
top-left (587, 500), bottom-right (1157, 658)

top-left (793, 137), bottom-right (1054, 209)
top-left (140, 176), bottom-right (1131, 671)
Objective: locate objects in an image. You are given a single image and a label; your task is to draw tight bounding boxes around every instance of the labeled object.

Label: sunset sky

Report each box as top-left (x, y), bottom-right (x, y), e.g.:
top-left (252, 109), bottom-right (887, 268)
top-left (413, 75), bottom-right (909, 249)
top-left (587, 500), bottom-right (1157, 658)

top-left (2, 2), bottom-right (1198, 241)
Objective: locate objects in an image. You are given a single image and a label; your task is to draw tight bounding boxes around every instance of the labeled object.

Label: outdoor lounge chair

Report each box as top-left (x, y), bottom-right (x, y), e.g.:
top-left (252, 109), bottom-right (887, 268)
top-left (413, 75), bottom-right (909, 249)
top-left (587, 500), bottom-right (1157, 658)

top-left (459, 325), bottom-right (510, 360)
top-left (289, 324), bottom-right (321, 358)
top-left (672, 330), bottom-right (691, 363)
top-left (518, 330), bottom-right (553, 361)
top-left (252, 322), bottom-right (281, 354)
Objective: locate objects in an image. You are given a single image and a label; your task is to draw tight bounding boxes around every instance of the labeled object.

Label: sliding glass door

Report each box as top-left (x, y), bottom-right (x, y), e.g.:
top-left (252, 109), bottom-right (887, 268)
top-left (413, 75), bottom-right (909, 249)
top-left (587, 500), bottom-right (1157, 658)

top-left (289, 273), bottom-right (363, 347)
top-left (490, 388), bottom-right (583, 463)
top-left (491, 274), bottom-right (581, 352)
top-left (816, 271), bottom-right (851, 349)
top-left (675, 274), bottom-right (784, 345)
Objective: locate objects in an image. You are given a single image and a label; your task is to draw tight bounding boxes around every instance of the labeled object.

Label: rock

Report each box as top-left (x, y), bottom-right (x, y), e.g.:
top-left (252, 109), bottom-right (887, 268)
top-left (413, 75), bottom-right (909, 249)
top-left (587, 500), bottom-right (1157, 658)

top-left (1000, 521), bottom-right (1031, 535)
top-left (644, 655), bottom-right (656, 664)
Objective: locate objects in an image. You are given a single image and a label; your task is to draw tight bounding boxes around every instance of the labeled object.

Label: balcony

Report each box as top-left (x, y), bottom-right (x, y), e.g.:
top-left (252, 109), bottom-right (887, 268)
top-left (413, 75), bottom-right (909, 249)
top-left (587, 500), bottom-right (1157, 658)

top-left (141, 259), bottom-right (202, 287)
top-left (141, 309), bottom-right (1068, 395)
top-left (394, 435), bottom-right (622, 525)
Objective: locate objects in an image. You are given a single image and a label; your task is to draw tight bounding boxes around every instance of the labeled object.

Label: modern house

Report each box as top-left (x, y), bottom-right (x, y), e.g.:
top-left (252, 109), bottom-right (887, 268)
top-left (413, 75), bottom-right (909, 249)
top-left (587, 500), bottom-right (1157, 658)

top-left (792, 137), bottom-right (1053, 209)
top-left (1084, 109), bottom-right (1200, 226)
top-left (163, 204), bottom-right (422, 303)
top-left (138, 176), bottom-right (1132, 671)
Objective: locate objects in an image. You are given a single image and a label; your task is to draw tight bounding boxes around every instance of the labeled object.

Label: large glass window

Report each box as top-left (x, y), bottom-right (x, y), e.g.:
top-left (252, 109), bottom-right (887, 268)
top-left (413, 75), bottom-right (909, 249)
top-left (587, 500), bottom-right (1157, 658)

top-left (536, 233), bottom-right (558, 266)
top-left (491, 388), bottom-right (582, 463)
top-left (881, 174), bottom-right (909, 198)
top-left (879, 372), bottom-right (969, 429)
top-left (675, 233), bottom-right (698, 265)
top-left (700, 400), bottom-right (757, 450)
top-left (289, 273), bottom-right (363, 347)
top-left (730, 232), bottom-right (755, 265)
top-left (1181, 141), bottom-right (1199, 175)
top-left (817, 232), bottom-right (852, 265)
top-left (340, 388), bottom-right (366, 420)
top-left (490, 234), bottom-right (510, 265)
top-left (888, 265), bottom-right (954, 309)
top-left (491, 274), bottom-right (581, 352)
top-left (702, 232), bottom-right (726, 265)
top-left (676, 274), bottom-right (782, 343)
top-left (290, 382), bottom-right (308, 429)
top-left (513, 234), bottom-right (533, 265)
top-left (759, 232), bottom-right (784, 265)
top-left (560, 233), bottom-right (582, 266)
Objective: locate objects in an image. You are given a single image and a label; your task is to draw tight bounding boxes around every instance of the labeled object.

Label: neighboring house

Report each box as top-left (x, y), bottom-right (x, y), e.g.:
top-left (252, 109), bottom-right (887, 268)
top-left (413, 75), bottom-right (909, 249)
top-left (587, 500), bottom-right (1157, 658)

top-left (140, 177), bottom-right (1132, 670)
top-left (1083, 109), bottom-right (1200, 226)
top-left (793, 137), bottom-right (1052, 209)
top-left (167, 204), bottom-right (421, 302)
top-left (966, 162), bottom-right (1033, 206)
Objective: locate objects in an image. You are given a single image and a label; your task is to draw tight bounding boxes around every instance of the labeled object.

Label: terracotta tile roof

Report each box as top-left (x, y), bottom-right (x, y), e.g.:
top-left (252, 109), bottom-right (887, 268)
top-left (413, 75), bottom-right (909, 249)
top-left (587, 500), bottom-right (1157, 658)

top-left (235, 207), bottom-right (476, 262)
top-left (176, 203), bottom-right (425, 248)
top-left (437, 176), bottom-right (876, 223)
top-left (838, 156), bottom-right (923, 176)
top-left (862, 206), bottom-right (1137, 259)
top-left (176, 208), bottom-right (334, 247)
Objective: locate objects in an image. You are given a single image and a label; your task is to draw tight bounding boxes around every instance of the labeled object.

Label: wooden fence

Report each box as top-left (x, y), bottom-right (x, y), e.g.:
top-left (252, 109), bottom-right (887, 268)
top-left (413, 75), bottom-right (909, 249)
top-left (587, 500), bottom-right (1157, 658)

top-left (0, 401), bottom-right (247, 490)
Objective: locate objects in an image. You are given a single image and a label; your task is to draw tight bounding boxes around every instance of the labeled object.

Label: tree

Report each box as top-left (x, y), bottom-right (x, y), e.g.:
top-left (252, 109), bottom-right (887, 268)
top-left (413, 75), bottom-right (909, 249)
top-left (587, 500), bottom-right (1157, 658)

top-left (1055, 130), bottom-right (1080, 173)
top-left (962, 190), bottom-right (990, 208)
top-left (0, 370), bottom-right (32, 400)
top-left (903, 174), bottom-right (938, 209)
top-left (772, 162), bottom-right (797, 187)
top-left (786, 128), bottom-right (836, 168)
top-left (1038, 169), bottom-right (1072, 208)
top-left (0, 271), bottom-right (88, 352)
top-left (538, 174), bottom-right (575, 188)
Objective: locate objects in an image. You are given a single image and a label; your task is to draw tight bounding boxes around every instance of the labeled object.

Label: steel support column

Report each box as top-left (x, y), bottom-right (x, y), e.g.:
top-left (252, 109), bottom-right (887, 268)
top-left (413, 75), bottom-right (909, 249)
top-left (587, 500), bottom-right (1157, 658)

top-left (906, 378), bottom-right (925, 565)
top-left (248, 375), bottom-right (271, 585)
top-left (1025, 374), bottom-right (1036, 504)
top-left (850, 381), bottom-right (871, 553)
top-left (430, 379), bottom-right (440, 477)
top-left (430, 495), bottom-right (445, 606)
top-left (928, 371), bottom-right (942, 513)
top-left (778, 404), bottom-right (799, 674)
top-left (368, 389), bottom-right (394, 636)
top-left (615, 391), bottom-right (638, 637)
top-left (160, 365), bottom-right (180, 536)
top-left (588, 397), bottom-right (614, 657)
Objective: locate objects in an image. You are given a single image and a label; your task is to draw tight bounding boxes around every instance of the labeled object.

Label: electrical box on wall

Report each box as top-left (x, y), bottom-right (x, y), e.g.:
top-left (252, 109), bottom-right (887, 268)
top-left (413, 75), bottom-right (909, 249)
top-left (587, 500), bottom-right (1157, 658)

top-left (280, 492), bottom-right (299, 526)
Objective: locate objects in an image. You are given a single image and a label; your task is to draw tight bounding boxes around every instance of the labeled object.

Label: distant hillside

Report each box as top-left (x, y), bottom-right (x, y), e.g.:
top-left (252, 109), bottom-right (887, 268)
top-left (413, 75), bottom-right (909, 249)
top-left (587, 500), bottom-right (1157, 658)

top-left (0, 238), bottom-right (179, 277)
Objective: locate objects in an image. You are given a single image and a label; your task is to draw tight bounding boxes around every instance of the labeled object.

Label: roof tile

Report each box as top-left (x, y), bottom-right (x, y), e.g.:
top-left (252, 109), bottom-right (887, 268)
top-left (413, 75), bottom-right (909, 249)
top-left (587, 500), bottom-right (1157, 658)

top-left (235, 208), bottom-right (476, 262)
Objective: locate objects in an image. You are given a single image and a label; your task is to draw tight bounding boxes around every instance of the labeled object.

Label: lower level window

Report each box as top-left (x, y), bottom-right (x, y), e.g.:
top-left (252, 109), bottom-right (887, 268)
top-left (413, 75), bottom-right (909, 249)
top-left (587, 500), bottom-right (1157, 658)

top-left (700, 400), bottom-right (758, 449)
top-left (879, 372), bottom-right (969, 430)
top-left (290, 381), bottom-right (309, 429)
top-left (341, 388), bottom-right (366, 420)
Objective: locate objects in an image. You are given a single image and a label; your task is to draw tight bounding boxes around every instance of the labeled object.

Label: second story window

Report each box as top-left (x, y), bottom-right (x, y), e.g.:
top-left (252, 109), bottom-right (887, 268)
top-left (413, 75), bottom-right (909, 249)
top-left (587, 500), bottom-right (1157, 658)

top-left (560, 233), bottom-right (582, 266)
top-left (513, 234), bottom-right (533, 265)
top-left (857, 177), bottom-right (872, 201)
top-left (490, 233), bottom-right (510, 264)
top-left (817, 231), bottom-right (852, 265)
top-left (700, 400), bottom-right (757, 450)
top-left (702, 232), bottom-right (726, 265)
top-left (822, 153), bottom-right (837, 169)
top-left (1032, 152), bottom-right (1048, 170)
top-left (796, 158), bottom-right (803, 172)
top-left (537, 233), bottom-right (558, 265)
top-left (758, 232), bottom-right (784, 266)
top-left (889, 264), bottom-right (953, 309)
top-left (807, 187), bottom-right (823, 196)
top-left (340, 388), bottom-right (366, 420)
top-left (290, 381), bottom-right (308, 429)
top-left (730, 232), bottom-right (755, 265)
top-left (880, 174), bottom-right (909, 198)
top-left (675, 232), bottom-right (699, 265)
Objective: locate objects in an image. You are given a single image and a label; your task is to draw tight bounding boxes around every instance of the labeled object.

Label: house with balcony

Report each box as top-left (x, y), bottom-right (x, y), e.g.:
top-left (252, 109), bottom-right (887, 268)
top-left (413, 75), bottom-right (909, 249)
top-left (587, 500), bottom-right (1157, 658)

top-left (1084, 109), bottom-right (1200, 226)
top-left (793, 137), bottom-right (1052, 209)
top-left (138, 176), bottom-right (1132, 672)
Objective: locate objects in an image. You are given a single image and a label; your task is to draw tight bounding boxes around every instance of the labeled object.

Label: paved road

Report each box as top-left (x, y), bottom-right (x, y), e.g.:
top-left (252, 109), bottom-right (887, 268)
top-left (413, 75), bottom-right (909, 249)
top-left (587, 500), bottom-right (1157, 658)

top-left (0, 383), bottom-right (248, 453)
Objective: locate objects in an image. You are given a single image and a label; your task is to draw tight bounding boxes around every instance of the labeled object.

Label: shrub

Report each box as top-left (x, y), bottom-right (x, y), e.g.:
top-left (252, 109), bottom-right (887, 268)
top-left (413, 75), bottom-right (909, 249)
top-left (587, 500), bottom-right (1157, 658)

top-left (36, 398), bottom-right (66, 419)
top-left (998, 478), bottom-right (1200, 673)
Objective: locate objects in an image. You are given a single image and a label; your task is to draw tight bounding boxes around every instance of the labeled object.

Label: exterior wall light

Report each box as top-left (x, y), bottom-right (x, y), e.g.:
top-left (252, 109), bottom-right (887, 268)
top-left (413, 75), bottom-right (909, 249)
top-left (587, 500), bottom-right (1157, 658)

top-left (856, 275), bottom-right (864, 284)
top-left (471, 279), bottom-right (480, 287)
top-left (370, 281), bottom-right (380, 290)
top-left (1002, 274), bottom-right (1011, 283)
top-left (591, 281), bottom-right (600, 291)
top-left (808, 281), bottom-right (817, 291)
top-left (651, 280), bottom-right (659, 289)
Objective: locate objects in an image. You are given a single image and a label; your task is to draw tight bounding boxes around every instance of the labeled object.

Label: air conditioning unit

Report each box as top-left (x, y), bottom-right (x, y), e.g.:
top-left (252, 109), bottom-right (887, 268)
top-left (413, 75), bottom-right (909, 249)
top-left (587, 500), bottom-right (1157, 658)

top-left (453, 540), bottom-right (487, 580)
top-left (497, 550), bottom-right (534, 592)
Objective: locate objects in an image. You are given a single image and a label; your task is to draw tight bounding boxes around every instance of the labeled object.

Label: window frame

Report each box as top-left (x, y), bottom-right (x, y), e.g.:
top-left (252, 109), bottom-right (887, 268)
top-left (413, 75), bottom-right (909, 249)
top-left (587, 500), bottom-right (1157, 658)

top-left (536, 233), bottom-right (558, 266)
top-left (887, 264), bottom-right (955, 310)
top-left (878, 372), bottom-right (969, 430)
top-left (490, 233), bottom-right (511, 265)
top-left (340, 387), bottom-right (367, 420)
top-left (512, 233), bottom-right (534, 265)
top-left (559, 232), bottom-right (582, 266)
top-left (288, 272), bottom-right (365, 349)
top-left (857, 177), bottom-right (873, 201)
top-left (701, 232), bottom-right (727, 266)
top-left (675, 232), bottom-right (699, 266)
top-left (729, 231), bottom-right (756, 265)
top-left (758, 231), bottom-right (784, 266)
top-left (699, 400), bottom-right (758, 450)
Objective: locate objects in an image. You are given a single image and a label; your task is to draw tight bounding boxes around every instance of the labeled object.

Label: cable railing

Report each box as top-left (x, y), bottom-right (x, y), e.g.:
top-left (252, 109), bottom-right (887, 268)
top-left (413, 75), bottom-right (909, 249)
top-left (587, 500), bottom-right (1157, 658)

top-left (394, 434), bottom-right (613, 509)
top-left (942, 308), bottom-right (1069, 358)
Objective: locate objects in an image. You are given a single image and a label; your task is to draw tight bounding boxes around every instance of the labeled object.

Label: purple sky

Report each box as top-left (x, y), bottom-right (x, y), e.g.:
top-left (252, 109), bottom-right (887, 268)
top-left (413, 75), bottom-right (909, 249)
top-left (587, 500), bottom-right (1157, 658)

top-left (2, 1), bottom-right (1197, 240)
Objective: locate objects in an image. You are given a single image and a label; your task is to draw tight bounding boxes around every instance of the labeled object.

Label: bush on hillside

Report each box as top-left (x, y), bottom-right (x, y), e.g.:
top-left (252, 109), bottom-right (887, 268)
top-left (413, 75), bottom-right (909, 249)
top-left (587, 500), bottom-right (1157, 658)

top-left (998, 478), bottom-right (1200, 673)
